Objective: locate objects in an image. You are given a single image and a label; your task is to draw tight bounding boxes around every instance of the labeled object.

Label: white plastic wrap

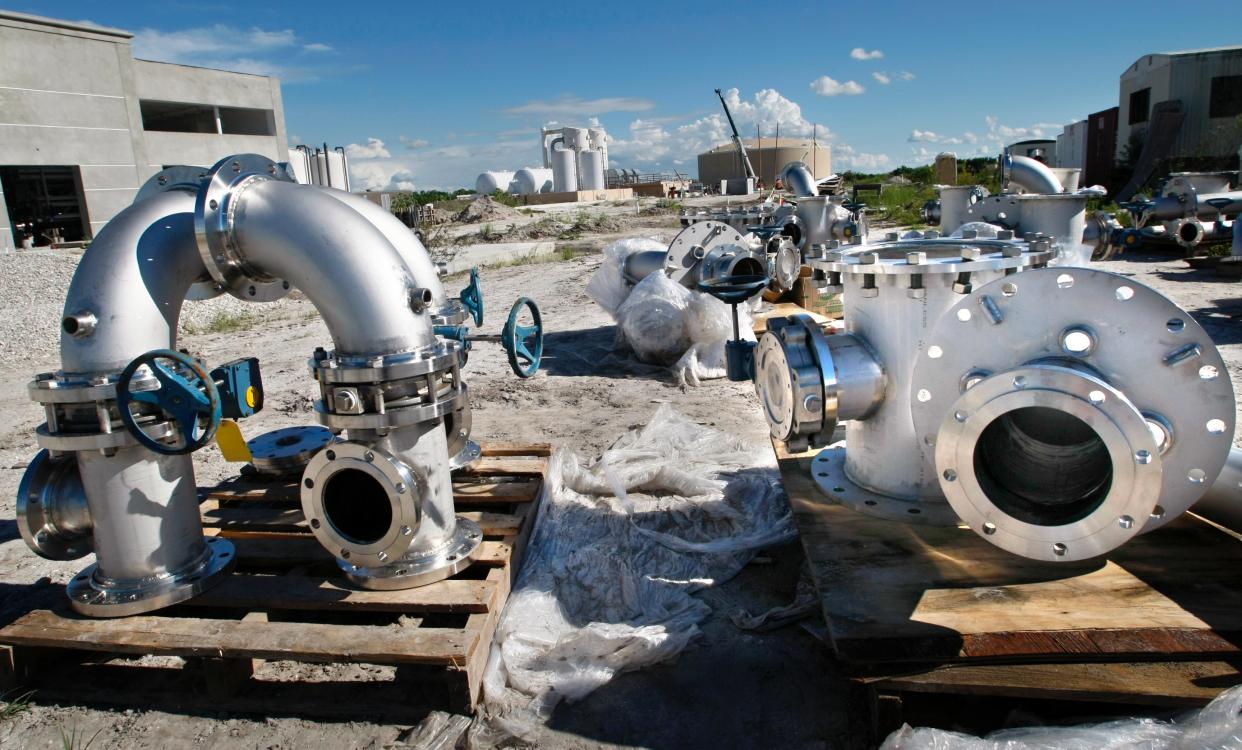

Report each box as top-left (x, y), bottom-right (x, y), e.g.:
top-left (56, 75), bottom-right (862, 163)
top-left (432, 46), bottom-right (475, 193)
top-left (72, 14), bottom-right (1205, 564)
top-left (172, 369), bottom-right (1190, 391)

top-left (880, 683), bottom-right (1242, 750)
top-left (471, 405), bottom-right (795, 743)
top-left (585, 236), bottom-right (667, 317)
top-left (588, 236), bottom-right (756, 386)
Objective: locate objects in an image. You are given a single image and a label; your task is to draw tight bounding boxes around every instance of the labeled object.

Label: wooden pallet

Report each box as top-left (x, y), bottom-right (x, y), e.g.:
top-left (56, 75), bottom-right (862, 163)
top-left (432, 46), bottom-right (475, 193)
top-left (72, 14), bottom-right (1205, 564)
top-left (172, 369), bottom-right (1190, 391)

top-left (775, 438), bottom-right (1242, 738)
top-left (0, 442), bottom-right (549, 719)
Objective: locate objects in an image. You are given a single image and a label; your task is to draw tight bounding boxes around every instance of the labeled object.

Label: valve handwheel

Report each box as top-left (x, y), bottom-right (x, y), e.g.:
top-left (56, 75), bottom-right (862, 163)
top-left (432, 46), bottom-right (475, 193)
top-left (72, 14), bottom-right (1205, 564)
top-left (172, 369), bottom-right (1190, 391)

top-left (117, 348), bottom-right (223, 455)
top-left (460, 267), bottom-right (484, 326)
top-left (502, 297), bottom-right (543, 378)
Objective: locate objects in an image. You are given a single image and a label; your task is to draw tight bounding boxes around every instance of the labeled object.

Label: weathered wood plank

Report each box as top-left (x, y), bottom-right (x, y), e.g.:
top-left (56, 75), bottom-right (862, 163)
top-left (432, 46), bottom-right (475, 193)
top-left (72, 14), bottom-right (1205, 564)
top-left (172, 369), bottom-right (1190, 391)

top-left (776, 438), bottom-right (1242, 664)
top-left (185, 575), bottom-right (496, 614)
top-left (0, 610), bottom-right (471, 665)
top-left (479, 442), bottom-right (552, 457)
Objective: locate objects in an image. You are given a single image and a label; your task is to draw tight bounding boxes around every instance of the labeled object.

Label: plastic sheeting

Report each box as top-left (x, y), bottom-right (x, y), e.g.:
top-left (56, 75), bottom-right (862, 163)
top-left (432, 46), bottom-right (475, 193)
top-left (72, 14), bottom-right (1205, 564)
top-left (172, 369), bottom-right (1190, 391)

top-left (587, 237), bottom-right (756, 386)
top-left (881, 683), bottom-right (1242, 750)
top-left (470, 405), bottom-right (795, 744)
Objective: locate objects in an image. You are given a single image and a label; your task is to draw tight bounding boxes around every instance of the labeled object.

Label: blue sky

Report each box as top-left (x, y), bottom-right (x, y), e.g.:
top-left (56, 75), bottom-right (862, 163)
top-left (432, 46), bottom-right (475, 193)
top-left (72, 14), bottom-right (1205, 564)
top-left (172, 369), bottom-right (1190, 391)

top-left (13, 1), bottom-right (1242, 189)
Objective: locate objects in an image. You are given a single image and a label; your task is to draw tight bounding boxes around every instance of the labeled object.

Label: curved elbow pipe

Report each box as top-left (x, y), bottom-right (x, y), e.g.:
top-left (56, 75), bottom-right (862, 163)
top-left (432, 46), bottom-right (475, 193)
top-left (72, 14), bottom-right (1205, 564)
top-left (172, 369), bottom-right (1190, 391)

top-left (319, 188), bottom-right (449, 309)
top-left (228, 179), bottom-right (435, 356)
top-left (781, 161), bottom-right (817, 198)
top-left (60, 189), bottom-right (209, 375)
top-left (1005, 154), bottom-right (1063, 195)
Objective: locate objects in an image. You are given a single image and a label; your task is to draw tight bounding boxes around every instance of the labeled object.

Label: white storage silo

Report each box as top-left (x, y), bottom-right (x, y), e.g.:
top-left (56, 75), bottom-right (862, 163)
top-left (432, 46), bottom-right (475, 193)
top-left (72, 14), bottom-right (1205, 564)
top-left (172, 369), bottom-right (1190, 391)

top-left (589, 127), bottom-right (609, 169)
top-left (476, 170), bottom-right (516, 195)
top-left (578, 150), bottom-right (605, 190)
top-left (511, 168), bottom-right (554, 195)
top-left (550, 147), bottom-right (578, 192)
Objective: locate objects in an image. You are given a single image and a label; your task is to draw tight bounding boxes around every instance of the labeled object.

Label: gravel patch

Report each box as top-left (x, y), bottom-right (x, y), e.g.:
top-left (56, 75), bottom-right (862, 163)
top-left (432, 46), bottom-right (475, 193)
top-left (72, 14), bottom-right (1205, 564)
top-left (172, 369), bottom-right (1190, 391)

top-left (0, 249), bottom-right (307, 373)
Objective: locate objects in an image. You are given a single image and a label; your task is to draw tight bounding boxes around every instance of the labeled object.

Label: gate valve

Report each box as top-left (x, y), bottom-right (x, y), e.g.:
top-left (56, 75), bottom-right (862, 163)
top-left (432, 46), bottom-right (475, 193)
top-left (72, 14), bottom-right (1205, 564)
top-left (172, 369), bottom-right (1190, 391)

top-left (459, 267), bottom-right (484, 326)
top-left (117, 349), bottom-right (223, 455)
top-left (697, 274), bottom-right (769, 382)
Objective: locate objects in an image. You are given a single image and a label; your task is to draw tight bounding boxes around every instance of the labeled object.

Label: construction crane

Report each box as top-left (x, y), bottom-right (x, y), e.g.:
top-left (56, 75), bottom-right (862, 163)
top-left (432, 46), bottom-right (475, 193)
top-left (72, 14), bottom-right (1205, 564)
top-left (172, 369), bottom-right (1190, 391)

top-left (714, 88), bottom-right (757, 183)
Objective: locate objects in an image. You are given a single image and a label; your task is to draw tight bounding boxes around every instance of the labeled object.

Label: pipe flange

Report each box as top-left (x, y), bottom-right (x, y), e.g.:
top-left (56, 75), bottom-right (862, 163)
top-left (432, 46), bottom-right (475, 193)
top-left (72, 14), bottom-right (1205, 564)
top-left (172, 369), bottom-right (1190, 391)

top-left (17, 450), bottom-right (93, 560)
top-left (811, 445), bottom-right (962, 526)
top-left (312, 340), bottom-right (462, 385)
top-left (315, 382), bottom-right (466, 430)
top-left (430, 301), bottom-right (469, 327)
top-left (664, 221), bottom-right (753, 286)
top-left (934, 366), bottom-right (1162, 561)
top-left (339, 516), bottom-right (484, 590)
top-left (67, 537), bottom-right (236, 617)
top-left (248, 425), bottom-right (337, 475)
top-left (810, 237), bottom-right (1051, 277)
top-left (135, 165), bottom-right (209, 204)
top-left (35, 420), bottom-right (176, 452)
top-left (195, 154), bottom-right (295, 303)
top-left (911, 267), bottom-right (1235, 535)
top-left (300, 442), bottom-right (424, 569)
top-left (767, 238), bottom-right (802, 293)
top-left (755, 315), bottom-right (836, 449)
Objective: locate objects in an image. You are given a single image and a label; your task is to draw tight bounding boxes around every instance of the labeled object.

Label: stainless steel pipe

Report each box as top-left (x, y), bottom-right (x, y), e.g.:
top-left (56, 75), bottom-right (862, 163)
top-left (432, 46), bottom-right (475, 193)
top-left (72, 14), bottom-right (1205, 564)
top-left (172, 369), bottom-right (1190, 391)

top-left (1004, 154), bottom-right (1063, 195)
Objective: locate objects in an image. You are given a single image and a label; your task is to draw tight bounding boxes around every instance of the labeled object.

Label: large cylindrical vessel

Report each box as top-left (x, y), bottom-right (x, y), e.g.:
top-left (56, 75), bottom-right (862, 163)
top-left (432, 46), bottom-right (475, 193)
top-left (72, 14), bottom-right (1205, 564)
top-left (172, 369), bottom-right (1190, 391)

top-left (551, 146), bottom-right (578, 193)
top-left (475, 171), bottom-right (515, 195)
top-left (511, 168), bottom-right (554, 196)
top-left (578, 150), bottom-right (605, 191)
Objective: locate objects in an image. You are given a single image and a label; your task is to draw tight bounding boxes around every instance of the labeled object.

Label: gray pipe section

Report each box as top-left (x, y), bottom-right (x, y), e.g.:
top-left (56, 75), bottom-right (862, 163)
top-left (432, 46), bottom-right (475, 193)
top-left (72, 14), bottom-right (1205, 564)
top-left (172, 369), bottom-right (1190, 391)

top-left (623, 250), bottom-right (668, 285)
top-left (781, 161), bottom-right (817, 198)
top-left (59, 189), bottom-right (207, 375)
top-left (1147, 191), bottom-right (1242, 222)
top-left (319, 187), bottom-right (449, 308)
top-left (230, 179), bottom-right (435, 356)
top-left (78, 447), bottom-right (206, 582)
top-left (1194, 447), bottom-right (1242, 533)
top-left (1007, 155), bottom-right (1063, 195)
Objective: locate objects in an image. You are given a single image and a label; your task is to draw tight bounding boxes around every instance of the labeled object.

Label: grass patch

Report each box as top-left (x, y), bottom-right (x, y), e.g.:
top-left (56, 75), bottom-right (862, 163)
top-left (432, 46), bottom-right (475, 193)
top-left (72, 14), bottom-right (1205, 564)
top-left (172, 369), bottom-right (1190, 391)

top-left (1, 689), bottom-right (34, 721)
top-left (184, 310), bottom-right (259, 336)
top-left (59, 725), bottom-right (103, 750)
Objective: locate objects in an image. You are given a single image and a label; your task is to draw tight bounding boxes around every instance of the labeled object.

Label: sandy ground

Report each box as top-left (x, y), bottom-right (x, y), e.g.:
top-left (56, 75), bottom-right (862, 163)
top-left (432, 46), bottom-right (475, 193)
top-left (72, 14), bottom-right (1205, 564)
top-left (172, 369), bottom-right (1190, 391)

top-left (0, 221), bottom-right (1237, 748)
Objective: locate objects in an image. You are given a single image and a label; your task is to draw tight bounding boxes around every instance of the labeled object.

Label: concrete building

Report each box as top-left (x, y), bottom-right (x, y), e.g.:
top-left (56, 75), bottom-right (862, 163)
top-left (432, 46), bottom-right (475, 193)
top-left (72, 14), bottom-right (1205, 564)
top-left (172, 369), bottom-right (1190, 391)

top-left (1117, 45), bottom-right (1242, 161)
top-left (0, 11), bottom-right (288, 251)
top-left (697, 139), bottom-right (832, 187)
top-left (1055, 120), bottom-right (1088, 172)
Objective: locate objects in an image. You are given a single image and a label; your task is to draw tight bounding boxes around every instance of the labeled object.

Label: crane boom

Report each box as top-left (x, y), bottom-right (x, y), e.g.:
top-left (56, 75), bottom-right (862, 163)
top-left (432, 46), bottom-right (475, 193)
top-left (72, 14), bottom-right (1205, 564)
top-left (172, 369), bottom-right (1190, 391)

top-left (714, 88), bottom-right (757, 182)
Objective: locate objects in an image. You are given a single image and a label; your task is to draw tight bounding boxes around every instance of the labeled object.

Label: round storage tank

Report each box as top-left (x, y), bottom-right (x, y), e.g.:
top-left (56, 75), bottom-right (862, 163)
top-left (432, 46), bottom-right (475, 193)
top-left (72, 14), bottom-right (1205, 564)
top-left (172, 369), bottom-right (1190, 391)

top-left (551, 148), bottom-right (578, 193)
top-left (475, 170), bottom-right (515, 195)
top-left (511, 168), bottom-right (554, 196)
top-left (578, 150), bottom-right (605, 191)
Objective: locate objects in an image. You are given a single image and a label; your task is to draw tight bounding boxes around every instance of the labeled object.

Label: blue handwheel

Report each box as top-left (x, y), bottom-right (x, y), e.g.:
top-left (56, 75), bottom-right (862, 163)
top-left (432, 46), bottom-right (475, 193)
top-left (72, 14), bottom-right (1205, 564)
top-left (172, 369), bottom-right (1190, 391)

top-left (117, 349), bottom-right (223, 455)
top-left (502, 298), bottom-right (543, 378)
top-left (460, 267), bottom-right (484, 326)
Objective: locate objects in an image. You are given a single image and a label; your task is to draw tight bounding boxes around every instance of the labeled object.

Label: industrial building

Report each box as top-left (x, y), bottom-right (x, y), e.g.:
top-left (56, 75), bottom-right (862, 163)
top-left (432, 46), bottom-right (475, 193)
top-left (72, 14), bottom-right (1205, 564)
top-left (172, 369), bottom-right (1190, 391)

top-left (0, 10), bottom-right (288, 251)
top-left (1116, 45), bottom-right (1242, 161)
top-left (697, 139), bottom-right (832, 188)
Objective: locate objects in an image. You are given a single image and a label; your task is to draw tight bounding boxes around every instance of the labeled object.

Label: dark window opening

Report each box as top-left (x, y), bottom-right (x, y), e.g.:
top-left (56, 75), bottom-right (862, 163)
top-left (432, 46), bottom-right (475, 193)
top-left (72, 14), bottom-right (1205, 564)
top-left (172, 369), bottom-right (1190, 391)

top-left (140, 100), bottom-right (216, 133)
top-left (1129, 87), bottom-right (1151, 125)
top-left (218, 106), bottom-right (275, 136)
top-left (0, 166), bottom-right (89, 246)
top-left (1209, 75), bottom-right (1242, 119)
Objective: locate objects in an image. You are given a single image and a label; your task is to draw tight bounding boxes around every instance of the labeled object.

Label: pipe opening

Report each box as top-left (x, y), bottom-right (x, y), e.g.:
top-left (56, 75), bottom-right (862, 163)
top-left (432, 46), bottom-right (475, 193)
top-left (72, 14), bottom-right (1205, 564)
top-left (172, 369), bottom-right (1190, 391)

top-left (1179, 222), bottom-right (1203, 245)
top-left (323, 469), bottom-right (393, 545)
top-left (733, 257), bottom-right (766, 277)
top-left (973, 406), bottom-right (1113, 526)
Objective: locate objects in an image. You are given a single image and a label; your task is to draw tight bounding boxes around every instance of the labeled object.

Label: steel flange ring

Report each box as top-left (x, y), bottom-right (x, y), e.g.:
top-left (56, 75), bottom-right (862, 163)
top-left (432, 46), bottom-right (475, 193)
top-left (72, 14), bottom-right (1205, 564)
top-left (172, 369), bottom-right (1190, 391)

top-left (912, 267), bottom-right (1236, 536)
top-left (934, 365), bottom-right (1162, 561)
top-left (195, 154), bottom-right (295, 303)
top-left (664, 220), bottom-right (753, 287)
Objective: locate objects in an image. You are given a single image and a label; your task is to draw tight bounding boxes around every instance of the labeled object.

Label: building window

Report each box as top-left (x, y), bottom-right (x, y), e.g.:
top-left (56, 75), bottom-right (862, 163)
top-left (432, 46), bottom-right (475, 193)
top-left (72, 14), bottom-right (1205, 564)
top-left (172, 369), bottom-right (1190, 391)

top-left (0, 166), bottom-right (89, 245)
top-left (140, 100), bottom-right (217, 133)
top-left (1209, 75), bottom-right (1242, 119)
top-left (218, 106), bottom-right (276, 136)
top-left (1129, 88), bottom-right (1150, 125)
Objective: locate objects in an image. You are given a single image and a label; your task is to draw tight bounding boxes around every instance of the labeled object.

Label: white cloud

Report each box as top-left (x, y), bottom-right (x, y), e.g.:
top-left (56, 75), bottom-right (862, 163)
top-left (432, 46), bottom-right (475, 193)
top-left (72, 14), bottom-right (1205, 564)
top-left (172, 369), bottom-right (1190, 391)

top-left (908, 129), bottom-right (940, 142)
top-left (899, 71), bottom-right (915, 81)
top-left (399, 135), bottom-right (430, 150)
top-left (502, 96), bottom-right (655, 117)
top-left (131, 24), bottom-right (335, 81)
top-left (850, 47), bottom-right (884, 60)
top-left (345, 137), bottom-right (391, 159)
top-left (810, 76), bottom-right (865, 97)
top-left (872, 71), bottom-right (891, 85)
top-left (833, 143), bottom-right (892, 171)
